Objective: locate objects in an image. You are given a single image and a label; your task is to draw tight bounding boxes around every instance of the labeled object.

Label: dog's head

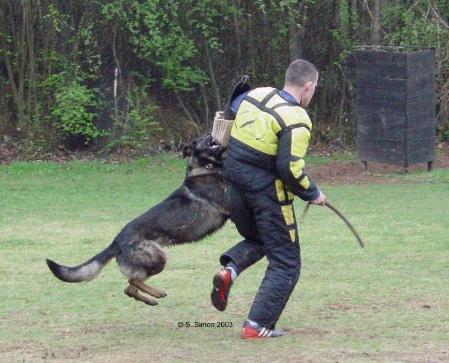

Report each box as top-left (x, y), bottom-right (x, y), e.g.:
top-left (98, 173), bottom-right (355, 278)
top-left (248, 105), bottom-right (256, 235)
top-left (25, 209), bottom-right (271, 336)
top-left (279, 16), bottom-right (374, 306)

top-left (183, 134), bottom-right (226, 174)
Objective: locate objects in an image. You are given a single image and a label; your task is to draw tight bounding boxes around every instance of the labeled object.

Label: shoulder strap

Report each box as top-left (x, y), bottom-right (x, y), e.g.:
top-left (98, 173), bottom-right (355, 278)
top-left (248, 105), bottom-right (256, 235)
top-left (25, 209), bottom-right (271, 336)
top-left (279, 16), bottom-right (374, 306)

top-left (260, 89), bottom-right (279, 104)
top-left (243, 88), bottom-right (312, 136)
top-left (244, 90), bottom-right (287, 130)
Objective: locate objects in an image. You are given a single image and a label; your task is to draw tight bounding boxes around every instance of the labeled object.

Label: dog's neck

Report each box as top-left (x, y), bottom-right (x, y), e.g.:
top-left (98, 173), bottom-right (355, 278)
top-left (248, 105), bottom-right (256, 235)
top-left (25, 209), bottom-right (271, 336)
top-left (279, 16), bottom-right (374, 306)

top-left (186, 167), bottom-right (221, 179)
top-left (184, 167), bottom-right (225, 191)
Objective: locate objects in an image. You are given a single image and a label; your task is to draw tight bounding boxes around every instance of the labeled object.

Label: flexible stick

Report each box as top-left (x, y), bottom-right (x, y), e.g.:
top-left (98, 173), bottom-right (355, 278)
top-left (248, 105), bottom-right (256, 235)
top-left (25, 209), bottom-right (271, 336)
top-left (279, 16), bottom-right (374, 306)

top-left (300, 201), bottom-right (365, 248)
top-left (299, 202), bottom-right (310, 222)
top-left (325, 202), bottom-right (365, 248)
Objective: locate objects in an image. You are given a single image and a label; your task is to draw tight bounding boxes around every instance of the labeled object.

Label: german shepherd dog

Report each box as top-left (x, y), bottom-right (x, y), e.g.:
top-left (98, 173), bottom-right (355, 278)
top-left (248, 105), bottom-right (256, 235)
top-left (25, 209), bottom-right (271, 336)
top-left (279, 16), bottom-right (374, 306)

top-left (46, 134), bottom-right (229, 306)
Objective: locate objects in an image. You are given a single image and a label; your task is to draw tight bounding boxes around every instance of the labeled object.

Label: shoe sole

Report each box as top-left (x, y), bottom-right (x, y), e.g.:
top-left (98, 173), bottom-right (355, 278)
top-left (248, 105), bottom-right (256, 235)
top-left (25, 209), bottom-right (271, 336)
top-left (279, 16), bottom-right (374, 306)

top-left (241, 335), bottom-right (282, 339)
top-left (210, 273), bottom-right (228, 312)
top-left (241, 330), bottom-right (284, 339)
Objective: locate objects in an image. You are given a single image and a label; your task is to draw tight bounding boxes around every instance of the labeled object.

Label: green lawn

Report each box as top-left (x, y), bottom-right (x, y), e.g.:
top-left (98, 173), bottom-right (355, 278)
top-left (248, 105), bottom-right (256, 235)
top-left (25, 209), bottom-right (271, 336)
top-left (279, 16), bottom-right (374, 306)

top-left (0, 156), bottom-right (448, 362)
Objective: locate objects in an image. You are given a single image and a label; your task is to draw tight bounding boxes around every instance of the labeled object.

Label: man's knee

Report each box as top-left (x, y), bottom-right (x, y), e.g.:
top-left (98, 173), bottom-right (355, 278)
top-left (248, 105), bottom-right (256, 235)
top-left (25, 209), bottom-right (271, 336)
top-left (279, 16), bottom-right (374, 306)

top-left (266, 243), bottom-right (300, 280)
top-left (219, 239), bottom-right (265, 270)
top-left (268, 242), bottom-right (300, 266)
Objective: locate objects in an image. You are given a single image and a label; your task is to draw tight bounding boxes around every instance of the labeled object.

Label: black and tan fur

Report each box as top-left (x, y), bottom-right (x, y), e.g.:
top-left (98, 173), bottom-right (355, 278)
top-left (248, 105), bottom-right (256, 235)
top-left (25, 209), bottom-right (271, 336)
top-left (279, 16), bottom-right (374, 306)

top-left (46, 134), bottom-right (229, 306)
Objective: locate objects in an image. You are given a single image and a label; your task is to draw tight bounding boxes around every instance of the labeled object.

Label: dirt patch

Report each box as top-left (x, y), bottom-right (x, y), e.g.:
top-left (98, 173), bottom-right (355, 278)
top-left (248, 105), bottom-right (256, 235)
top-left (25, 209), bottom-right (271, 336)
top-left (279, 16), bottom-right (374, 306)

top-left (308, 161), bottom-right (393, 185)
top-left (308, 147), bottom-right (449, 185)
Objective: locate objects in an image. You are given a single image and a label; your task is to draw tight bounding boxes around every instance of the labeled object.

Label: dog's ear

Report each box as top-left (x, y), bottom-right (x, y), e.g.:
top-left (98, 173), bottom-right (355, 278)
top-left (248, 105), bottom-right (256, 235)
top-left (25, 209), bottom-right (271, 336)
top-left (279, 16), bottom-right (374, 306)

top-left (182, 144), bottom-right (192, 158)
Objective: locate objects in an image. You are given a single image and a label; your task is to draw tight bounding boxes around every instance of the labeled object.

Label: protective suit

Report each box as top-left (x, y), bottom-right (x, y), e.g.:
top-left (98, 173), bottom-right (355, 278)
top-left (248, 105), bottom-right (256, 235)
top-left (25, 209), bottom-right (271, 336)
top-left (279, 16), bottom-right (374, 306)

top-left (220, 86), bottom-right (320, 328)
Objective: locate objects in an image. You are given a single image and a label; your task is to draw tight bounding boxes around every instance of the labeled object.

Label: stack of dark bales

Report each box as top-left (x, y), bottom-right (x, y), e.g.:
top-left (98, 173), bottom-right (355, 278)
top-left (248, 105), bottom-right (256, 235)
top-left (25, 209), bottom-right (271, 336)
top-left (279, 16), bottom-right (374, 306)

top-left (356, 47), bottom-right (436, 171)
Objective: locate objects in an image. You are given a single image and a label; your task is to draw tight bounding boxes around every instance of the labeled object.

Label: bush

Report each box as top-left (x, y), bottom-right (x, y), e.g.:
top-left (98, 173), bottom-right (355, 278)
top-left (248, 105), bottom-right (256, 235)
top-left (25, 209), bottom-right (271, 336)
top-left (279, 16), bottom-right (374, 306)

top-left (51, 79), bottom-right (101, 142)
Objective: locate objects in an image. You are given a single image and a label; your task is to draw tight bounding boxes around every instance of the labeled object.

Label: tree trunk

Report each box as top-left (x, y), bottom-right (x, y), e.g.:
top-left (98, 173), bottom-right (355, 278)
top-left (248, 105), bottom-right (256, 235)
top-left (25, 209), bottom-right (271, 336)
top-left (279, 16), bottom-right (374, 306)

top-left (25, 0), bottom-right (38, 123)
top-left (18, 1), bottom-right (27, 127)
top-left (350, 0), bottom-right (358, 33)
top-left (231, 0), bottom-right (242, 72)
top-left (112, 26), bottom-right (120, 125)
top-left (174, 91), bottom-right (200, 132)
top-left (205, 44), bottom-right (222, 111)
top-left (371, 0), bottom-right (381, 45)
top-left (287, 1), bottom-right (304, 61)
top-left (0, 1), bottom-right (27, 127)
top-left (337, 65), bottom-right (347, 142)
top-left (3, 54), bottom-right (25, 127)
top-left (199, 83), bottom-right (211, 127)
top-left (288, 21), bottom-right (302, 61)
top-left (247, 11), bottom-right (256, 74)
top-left (351, 0), bottom-right (358, 13)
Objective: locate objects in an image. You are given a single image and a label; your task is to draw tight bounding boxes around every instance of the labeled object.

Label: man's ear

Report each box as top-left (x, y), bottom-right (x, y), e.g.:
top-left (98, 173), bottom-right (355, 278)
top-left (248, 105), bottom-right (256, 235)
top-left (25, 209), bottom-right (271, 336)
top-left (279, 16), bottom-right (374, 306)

top-left (182, 145), bottom-right (192, 158)
top-left (304, 80), bottom-right (313, 92)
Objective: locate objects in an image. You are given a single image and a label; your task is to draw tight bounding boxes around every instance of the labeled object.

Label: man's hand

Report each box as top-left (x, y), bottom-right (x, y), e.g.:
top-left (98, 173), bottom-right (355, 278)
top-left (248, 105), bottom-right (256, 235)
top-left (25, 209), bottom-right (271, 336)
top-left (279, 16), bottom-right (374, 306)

top-left (310, 191), bottom-right (326, 206)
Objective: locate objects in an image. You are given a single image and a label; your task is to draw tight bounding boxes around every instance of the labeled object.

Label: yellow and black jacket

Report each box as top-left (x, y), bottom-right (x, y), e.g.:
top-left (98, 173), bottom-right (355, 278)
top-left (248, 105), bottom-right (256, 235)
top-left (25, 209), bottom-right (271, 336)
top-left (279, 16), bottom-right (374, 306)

top-left (223, 87), bottom-right (319, 201)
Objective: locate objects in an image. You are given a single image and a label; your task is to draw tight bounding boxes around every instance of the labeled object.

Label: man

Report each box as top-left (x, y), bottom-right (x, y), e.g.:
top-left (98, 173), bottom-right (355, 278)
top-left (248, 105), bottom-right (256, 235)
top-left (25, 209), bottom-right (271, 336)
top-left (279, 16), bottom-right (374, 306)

top-left (210, 59), bottom-right (326, 339)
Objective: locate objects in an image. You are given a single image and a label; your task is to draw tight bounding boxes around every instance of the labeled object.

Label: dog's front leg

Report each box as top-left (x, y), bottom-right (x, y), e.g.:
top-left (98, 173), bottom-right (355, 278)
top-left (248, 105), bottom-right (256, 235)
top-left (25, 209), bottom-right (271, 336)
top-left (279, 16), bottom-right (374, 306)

top-left (124, 284), bottom-right (158, 306)
top-left (129, 279), bottom-right (167, 298)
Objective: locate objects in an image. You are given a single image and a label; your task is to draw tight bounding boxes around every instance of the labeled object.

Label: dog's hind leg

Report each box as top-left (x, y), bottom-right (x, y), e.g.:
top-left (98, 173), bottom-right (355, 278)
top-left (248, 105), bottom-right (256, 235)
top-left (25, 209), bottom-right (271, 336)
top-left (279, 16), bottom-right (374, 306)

top-left (124, 284), bottom-right (158, 306)
top-left (129, 279), bottom-right (167, 298)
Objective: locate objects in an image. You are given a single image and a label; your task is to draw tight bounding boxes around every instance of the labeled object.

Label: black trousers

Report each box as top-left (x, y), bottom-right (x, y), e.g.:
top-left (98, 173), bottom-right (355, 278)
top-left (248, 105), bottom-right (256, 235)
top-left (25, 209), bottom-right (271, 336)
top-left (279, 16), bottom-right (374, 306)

top-left (220, 179), bottom-right (301, 328)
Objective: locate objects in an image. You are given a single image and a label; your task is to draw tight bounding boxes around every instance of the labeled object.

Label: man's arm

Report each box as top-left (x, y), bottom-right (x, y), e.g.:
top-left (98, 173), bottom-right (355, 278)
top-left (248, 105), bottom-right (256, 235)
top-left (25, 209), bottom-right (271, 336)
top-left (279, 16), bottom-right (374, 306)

top-left (276, 126), bottom-right (322, 202)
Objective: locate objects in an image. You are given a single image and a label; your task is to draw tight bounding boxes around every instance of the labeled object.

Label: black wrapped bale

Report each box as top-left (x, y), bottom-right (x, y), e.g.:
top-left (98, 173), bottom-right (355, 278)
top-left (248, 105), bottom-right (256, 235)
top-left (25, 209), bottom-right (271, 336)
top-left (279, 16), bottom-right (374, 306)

top-left (355, 48), bottom-right (436, 171)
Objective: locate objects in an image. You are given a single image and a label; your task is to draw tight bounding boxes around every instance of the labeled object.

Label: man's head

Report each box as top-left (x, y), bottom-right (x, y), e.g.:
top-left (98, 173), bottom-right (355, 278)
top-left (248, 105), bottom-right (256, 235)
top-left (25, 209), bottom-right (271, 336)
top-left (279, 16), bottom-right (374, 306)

top-left (284, 59), bottom-right (319, 108)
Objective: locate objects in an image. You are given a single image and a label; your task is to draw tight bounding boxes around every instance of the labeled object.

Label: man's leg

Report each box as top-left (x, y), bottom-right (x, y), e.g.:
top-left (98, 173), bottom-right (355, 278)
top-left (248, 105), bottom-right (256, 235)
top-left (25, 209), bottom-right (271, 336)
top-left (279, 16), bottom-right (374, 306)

top-left (220, 184), bottom-right (265, 274)
top-left (245, 182), bottom-right (301, 331)
top-left (211, 184), bottom-right (265, 311)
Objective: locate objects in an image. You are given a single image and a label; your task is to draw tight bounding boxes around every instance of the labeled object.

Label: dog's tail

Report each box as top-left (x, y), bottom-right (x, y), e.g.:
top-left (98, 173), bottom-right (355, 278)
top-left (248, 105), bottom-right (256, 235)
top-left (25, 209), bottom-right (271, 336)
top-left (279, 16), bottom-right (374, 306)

top-left (46, 241), bottom-right (119, 283)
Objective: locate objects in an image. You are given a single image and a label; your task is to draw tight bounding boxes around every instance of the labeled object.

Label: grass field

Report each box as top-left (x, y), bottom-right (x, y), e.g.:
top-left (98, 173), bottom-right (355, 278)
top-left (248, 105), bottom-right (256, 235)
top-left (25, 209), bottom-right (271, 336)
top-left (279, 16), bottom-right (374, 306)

top-left (1, 155), bottom-right (448, 362)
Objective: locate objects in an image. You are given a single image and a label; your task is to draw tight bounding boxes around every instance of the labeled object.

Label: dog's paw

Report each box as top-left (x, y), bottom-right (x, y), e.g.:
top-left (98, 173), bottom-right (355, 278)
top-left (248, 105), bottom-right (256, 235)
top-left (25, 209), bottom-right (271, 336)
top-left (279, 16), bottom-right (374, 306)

top-left (144, 299), bottom-right (158, 306)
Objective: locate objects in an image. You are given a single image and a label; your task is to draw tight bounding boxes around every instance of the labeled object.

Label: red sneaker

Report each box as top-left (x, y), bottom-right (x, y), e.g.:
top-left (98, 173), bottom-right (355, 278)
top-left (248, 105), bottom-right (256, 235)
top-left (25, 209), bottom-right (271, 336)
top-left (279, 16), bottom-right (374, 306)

top-left (210, 268), bottom-right (233, 311)
top-left (241, 320), bottom-right (284, 339)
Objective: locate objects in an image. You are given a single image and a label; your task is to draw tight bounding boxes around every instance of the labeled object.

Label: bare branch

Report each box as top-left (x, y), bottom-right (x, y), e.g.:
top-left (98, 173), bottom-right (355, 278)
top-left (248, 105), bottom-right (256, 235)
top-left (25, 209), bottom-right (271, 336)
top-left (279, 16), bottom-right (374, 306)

top-left (362, 0), bottom-right (387, 37)
top-left (429, 0), bottom-right (449, 29)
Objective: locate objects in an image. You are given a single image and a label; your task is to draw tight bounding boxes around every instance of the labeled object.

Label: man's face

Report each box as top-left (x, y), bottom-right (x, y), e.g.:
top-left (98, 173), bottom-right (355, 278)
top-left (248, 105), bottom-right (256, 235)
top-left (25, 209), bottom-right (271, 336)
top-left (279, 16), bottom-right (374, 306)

top-left (300, 74), bottom-right (318, 108)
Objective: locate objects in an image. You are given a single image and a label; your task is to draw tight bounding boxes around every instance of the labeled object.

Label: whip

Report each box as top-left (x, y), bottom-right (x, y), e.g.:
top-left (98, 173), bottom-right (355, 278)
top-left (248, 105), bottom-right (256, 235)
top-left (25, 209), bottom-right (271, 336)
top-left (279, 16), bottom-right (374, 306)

top-left (301, 202), bottom-right (365, 249)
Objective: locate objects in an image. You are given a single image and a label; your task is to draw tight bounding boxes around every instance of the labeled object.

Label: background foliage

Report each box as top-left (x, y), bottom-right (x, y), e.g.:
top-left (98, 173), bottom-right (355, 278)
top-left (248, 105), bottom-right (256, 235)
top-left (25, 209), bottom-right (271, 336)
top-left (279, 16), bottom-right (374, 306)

top-left (0, 0), bottom-right (448, 152)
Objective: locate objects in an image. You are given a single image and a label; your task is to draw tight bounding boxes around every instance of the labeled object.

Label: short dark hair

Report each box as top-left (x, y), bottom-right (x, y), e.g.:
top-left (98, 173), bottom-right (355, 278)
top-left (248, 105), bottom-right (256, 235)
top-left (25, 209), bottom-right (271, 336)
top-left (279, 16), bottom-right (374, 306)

top-left (285, 59), bottom-right (319, 87)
